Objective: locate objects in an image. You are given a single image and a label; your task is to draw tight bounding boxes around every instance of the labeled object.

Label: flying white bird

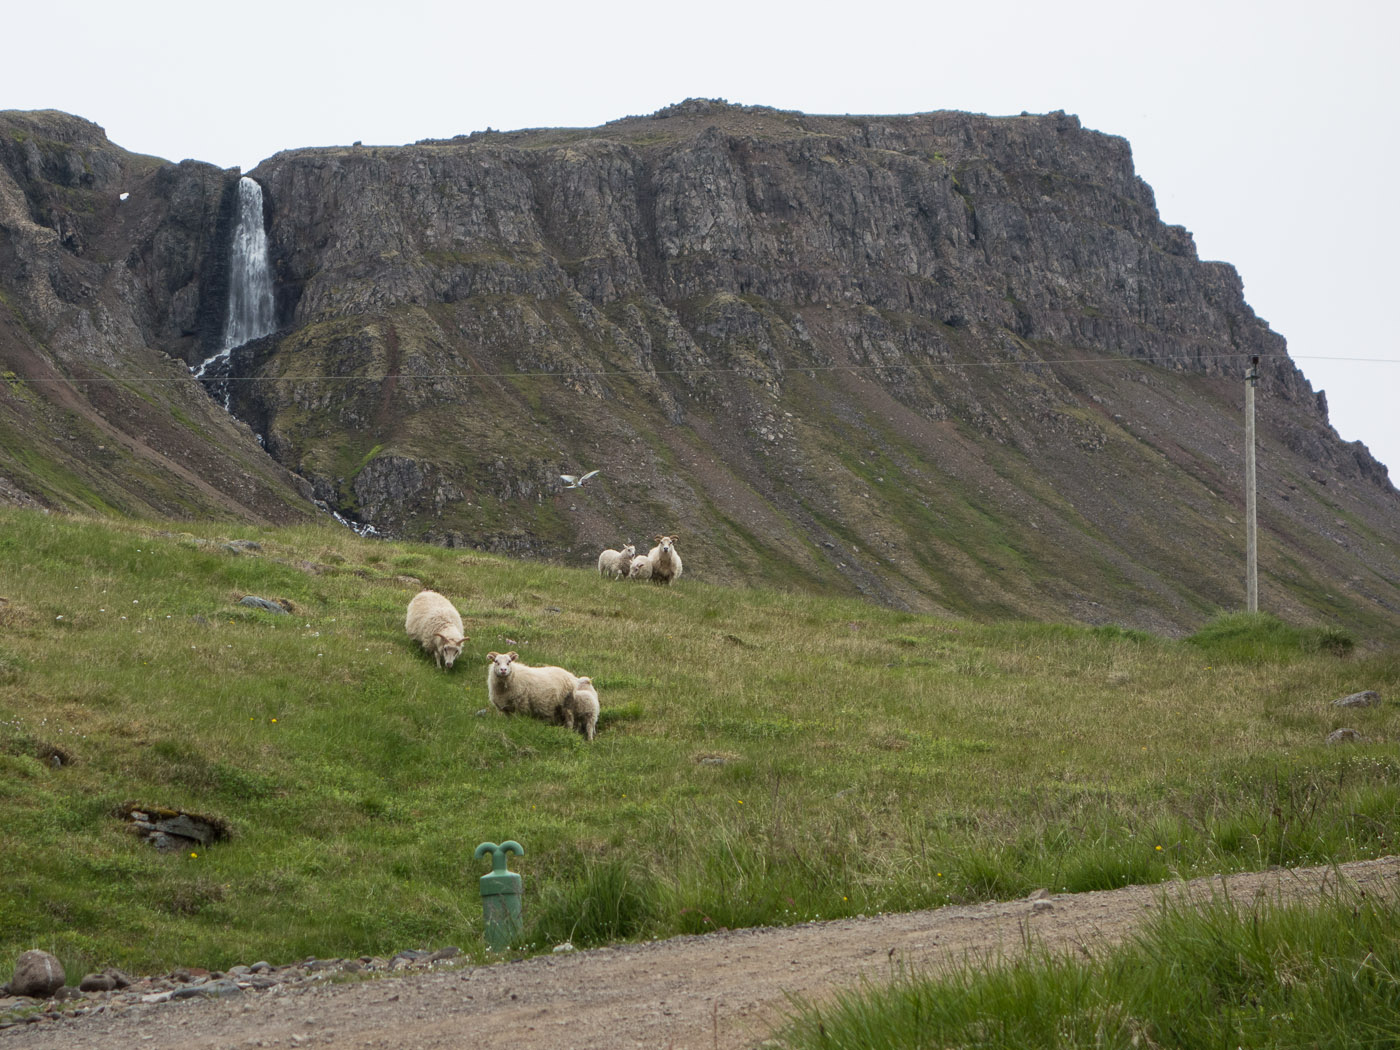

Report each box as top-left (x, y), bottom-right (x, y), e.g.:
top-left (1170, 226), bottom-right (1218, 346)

top-left (560, 470), bottom-right (600, 489)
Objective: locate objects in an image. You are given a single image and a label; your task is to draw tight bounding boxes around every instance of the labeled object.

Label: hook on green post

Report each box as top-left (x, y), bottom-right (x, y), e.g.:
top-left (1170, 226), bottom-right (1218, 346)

top-left (474, 840), bottom-right (524, 874)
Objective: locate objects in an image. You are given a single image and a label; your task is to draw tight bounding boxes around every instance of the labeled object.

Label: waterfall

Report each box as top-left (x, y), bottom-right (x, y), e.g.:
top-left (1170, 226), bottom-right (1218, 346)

top-left (190, 176), bottom-right (382, 538)
top-left (193, 176), bottom-right (275, 396)
top-left (221, 176), bottom-right (275, 349)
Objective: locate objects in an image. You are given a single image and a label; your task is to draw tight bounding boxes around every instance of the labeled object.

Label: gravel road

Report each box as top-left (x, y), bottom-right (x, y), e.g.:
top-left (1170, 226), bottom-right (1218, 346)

top-left (5, 855), bottom-right (1397, 1050)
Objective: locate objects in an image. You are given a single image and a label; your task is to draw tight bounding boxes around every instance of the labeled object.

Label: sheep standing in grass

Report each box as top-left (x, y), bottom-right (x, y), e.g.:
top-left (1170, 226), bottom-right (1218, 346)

top-left (597, 543), bottom-right (636, 579)
top-left (628, 553), bottom-right (653, 580)
top-left (405, 590), bottom-right (467, 669)
top-left (646, 535), bottom-right (683, 584)
top-left (486, 651), bottom-right (580, 726)
top-left (565, 676), bottom-right (600, 741)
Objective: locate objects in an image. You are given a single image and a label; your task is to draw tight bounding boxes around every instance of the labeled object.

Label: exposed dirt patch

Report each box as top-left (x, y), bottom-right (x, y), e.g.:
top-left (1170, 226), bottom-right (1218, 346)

top-left (6, 856), bottom-right (1398, 1049)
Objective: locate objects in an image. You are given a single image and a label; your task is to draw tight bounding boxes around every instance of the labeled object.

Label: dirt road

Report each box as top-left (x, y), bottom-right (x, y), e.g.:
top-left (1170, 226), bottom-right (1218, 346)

top-left (5, 856), bottom-right (1397, 1050)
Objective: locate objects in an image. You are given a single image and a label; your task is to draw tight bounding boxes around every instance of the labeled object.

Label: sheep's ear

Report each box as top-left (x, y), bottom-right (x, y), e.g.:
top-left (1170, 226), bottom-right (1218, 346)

top-left (487, 651), bottom-right (499, 660)
top-left (508, 651), bottom-right (519, 661)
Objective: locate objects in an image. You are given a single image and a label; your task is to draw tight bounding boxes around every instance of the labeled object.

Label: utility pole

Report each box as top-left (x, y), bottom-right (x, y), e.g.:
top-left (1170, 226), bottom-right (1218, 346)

top-left (1245, 355), bottom-right (1259, 613)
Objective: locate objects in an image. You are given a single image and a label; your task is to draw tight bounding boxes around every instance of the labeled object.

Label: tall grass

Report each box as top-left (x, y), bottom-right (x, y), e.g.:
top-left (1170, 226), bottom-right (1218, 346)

top-left (1186, 611), bottom-right (1356, 663)
top-left (0, 507), bottom-right (1397, 979)
top-left (776, 882), bottom-right (1400, 1049)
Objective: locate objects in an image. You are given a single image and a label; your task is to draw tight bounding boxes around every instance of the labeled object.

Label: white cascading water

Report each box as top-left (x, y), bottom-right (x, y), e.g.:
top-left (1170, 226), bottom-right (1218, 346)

top-left (191, 176), bottom-right (382, 537)
top-left (193, 176), bottom-right (275, 394)
top-left (221, 176), bottom-right (276, 349)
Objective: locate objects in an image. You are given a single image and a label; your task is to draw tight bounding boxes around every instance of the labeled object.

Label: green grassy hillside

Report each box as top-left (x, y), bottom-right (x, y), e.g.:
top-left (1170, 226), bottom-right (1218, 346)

top-left (1, 507), bottom-right (1396, 979)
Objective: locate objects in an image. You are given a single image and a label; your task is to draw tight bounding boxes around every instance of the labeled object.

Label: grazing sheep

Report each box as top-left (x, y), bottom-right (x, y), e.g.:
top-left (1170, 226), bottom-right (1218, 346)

top-left (565, 676), bottom-right (600, 741)
top-left (628, 554), bottom-right (653, 580)
top-left (405, 590), bottom-right (467, 670)
top-left (597, 542), bottom-right (636, 579)
top-left (645, 535), bottom-right (683, 584)
top-left (486, 651), bottom-right (579, 725)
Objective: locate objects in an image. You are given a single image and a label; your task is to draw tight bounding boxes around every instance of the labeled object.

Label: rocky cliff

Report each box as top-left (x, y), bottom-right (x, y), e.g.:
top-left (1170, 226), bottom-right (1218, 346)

top-left (0, 110), bottom-right (313, 523)
top-left (1, 101), bottom-right (1396, 634)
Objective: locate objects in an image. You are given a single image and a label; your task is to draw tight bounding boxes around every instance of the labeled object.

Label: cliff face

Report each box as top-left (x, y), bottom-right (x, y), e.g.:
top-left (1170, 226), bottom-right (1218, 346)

top-left (0, 110), bottom-right (313, 523)
top-left (1, 102), bottom-right (1396, 633)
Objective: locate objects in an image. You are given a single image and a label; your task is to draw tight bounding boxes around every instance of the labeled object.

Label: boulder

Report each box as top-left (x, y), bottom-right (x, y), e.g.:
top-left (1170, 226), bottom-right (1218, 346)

top-left (79, 972), bottom-right (117, 992)
top-left (10, 949), bottom-right (65, 998)
top-left (1332, 690), bottom-right (1380, 708)
top-left (238, 595), bottom-right (286, 614)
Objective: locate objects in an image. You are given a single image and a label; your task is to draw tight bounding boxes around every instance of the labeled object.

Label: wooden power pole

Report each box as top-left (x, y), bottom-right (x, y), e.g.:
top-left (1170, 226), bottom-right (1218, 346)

top-left (1245, 355), bottom-right (1259, 613)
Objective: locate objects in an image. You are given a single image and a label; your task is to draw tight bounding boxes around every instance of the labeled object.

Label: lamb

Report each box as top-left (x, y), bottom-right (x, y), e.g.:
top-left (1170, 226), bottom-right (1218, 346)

top-left (597, 542), bottom-right (636, 579)
top-left (564, 675), bottom-right (600, 741)
top-left (645, 535), bottom-right (683, 584)
top-left (628, 554), bottom-right (653, 580)
top-left (405, 590), bottom-right (467, 669)
top-left (486, 651), bottom-right (581, 727)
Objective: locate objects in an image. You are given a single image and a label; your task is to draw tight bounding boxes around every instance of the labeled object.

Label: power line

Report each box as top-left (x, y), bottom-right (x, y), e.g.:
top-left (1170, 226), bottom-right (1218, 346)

top-left (1290, 355), bottom-right (1400, 364)
top-left (10, 349), bottom-right (1376, 386)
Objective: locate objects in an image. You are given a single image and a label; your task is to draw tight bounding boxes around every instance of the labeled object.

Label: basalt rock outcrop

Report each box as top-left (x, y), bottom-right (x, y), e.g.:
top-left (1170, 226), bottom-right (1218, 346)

top-left (0, 110), bottom-right (313, 525)
top-left (1, 101), bottom-right (1397, 634)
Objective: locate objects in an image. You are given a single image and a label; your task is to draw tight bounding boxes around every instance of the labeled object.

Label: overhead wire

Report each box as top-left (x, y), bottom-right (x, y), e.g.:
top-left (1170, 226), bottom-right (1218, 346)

top-left (10, 349), bottom-right (1395, 387)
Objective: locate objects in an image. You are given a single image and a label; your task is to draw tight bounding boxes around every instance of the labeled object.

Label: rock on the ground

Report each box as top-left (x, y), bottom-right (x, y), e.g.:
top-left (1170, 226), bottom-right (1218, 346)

top-left (1332, 690), bottom-right (1381, 708)
top-left (10, 950), bottom-right (65, 998)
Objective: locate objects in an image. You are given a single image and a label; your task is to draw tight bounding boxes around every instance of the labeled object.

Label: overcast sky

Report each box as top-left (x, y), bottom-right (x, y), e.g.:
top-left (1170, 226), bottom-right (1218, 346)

top-left (5, 0), bottom-right (1397, 476)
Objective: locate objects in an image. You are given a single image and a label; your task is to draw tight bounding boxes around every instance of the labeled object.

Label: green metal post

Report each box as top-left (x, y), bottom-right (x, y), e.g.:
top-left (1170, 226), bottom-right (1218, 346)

top-left (474, 840), bottom-right (524, 951)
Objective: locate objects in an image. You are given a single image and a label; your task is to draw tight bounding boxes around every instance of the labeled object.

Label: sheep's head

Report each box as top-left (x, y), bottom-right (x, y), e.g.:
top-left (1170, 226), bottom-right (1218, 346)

top-left (655, 535), bottom-right (677, 554)
top-left (576, 676), bottom-right (593, 688)
top-left (488, 651), bottom-right (518, 679)
top-left (438, 633), bottom-right (466, 669)
top-left (621, 543), bottom-right (636, 558)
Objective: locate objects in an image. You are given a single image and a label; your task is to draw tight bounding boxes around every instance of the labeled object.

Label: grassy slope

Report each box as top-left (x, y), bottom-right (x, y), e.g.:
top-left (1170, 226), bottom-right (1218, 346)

top-left (0, 507), bottom-right (1397, 980)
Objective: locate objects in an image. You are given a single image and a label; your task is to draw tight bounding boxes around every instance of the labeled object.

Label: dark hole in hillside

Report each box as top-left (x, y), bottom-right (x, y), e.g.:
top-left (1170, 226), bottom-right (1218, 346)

top-left (42, 745), bottom-right (73, 768)
top-left (120, 804), bottom-right (231, 852)
top-left (2, 735), bottom-right (73, 768)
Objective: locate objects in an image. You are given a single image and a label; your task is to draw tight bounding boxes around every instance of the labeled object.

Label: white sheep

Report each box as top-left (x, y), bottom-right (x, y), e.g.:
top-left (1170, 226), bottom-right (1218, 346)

top-left (565, 676), bottom-right (600, 741)
top-left (597, 542), bottom-right (636, 579)
top-left (628, 553), bottom-right (653, 580)
top-left (405, 590), bottom-right (467, 669)
top-left (486, 651), bottom-right (580, 726)
top-left (645, 535), bottom-right (683, 584)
